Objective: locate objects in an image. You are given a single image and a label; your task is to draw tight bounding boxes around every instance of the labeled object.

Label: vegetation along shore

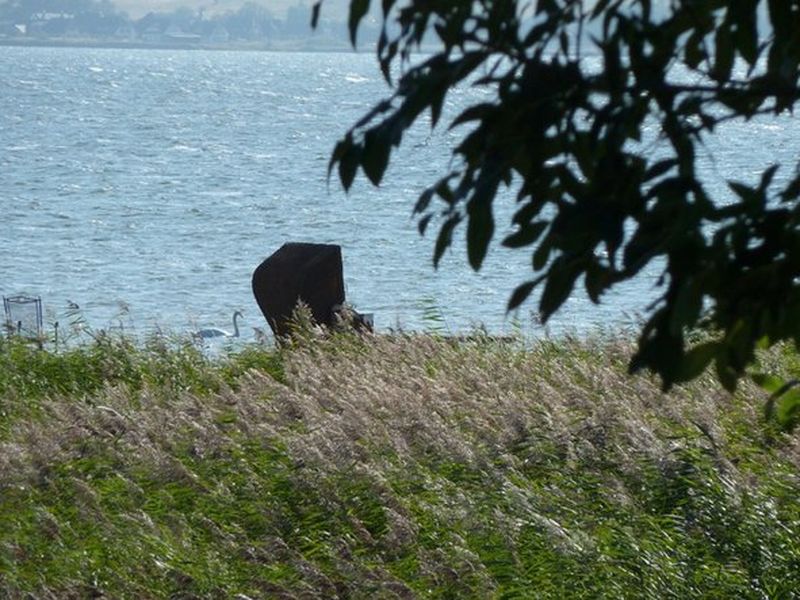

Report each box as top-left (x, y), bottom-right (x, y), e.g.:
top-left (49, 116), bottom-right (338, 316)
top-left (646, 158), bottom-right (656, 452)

top-left (1, 321), bottom-right (799, 598)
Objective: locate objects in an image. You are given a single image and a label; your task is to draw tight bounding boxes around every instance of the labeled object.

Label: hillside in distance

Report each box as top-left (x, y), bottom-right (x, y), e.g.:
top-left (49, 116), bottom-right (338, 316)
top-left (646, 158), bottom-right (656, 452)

top-left (113, 0), bottom-right (351, 21)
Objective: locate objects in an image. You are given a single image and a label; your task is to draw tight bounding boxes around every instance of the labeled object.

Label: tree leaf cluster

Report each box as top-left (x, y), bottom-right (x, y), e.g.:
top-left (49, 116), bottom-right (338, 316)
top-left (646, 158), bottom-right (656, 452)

top-left (313, 0), bottom-right (800, 401)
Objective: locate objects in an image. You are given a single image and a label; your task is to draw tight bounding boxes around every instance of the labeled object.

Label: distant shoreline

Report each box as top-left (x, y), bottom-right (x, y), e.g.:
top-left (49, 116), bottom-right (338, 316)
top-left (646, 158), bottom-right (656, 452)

top-left (0, 36), bottom-right (362, 53)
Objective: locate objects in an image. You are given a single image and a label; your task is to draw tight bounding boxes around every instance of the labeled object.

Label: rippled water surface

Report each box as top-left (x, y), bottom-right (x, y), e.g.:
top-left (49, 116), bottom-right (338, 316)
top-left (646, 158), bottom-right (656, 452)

top-left (1, 46), bottom-right (797, 340)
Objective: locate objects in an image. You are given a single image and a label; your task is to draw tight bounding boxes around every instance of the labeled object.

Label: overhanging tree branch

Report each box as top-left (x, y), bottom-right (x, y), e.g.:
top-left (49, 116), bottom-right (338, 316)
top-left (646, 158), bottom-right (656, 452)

top-left (313, 0), bottom-right (800, 424)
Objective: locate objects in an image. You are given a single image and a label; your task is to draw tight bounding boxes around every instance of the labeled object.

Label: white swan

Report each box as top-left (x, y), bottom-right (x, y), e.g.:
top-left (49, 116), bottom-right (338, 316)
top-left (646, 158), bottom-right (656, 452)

top-left (195, 310), bottom-right (242, 340)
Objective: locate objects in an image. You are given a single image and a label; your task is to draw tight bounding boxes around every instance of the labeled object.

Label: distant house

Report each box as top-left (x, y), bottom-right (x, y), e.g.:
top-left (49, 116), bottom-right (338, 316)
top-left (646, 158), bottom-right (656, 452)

top-left (0, 21), bottom-right (26, 37)
top-left (31, 11), bottom-right (75, 23)
top-left (28, 11), bottom-right (74, 36)
top-left (114, 23), bottom-right (136, 41)
top-left (140, 25), bottom-right (162, 42)
top-left (164, 24), bottom-right (201, 43)
top-left (208, 25), bottom-right (229, 44)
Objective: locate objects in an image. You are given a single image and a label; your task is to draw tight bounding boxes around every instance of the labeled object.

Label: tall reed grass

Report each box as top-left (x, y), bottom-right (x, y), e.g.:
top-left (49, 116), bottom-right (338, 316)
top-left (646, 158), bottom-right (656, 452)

top-left (1, 327), bottom-right (798, 598)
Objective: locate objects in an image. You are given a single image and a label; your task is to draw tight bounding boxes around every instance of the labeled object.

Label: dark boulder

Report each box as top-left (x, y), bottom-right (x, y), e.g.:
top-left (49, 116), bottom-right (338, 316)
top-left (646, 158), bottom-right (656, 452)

top-left (252, 243), bottom-right (345, 339)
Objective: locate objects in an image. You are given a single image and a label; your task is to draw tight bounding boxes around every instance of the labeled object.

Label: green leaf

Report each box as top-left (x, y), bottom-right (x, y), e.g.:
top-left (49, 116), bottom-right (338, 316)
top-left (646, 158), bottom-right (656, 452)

top-left (381, 0), bottom-right (396, 18)
top-left (584, 263), bottom-right (613, 303)
top-left (591, 0), bottom-right (614, 19)
top-left (429, 85), bottom-right (447, 129)
top-left (467, 197), bottom-right (494, 270)
top-left (628, 310), bottom-right (683, 387)
top-left (670, 278), bottom-right (703, 334)
top-left (338, 141), bottom-right (362, 191)
top-left (311, 1), bottom-right (322, 29)
top-left (502, 221), bottom-right (548, 249)
top-left (759, 164), bottom-right (779, 193)
top-left (348, 0), bottom-right (370, 46)
top-left (781, 172), bottom-right (800, 202)
top-left (533, 238), bottom-right (552, 271)
top-left (536, 0), bottom-right (559, 16)
top-left (753, 372), bottom-right (787, 395)
top-left (732, 1), bottom-right (759, 65)
top-left (684, 30), bottom-right (706, 69)
top-left (414, 187), bottom-right (436, 214)
top-left (450, 103), bottom-right (496, 129)
top-left (362, 129), bottom-right (391, 186)
top-left (559, 30), bottom-right (569, 55)
top-left (433, 214), bottom-right (462, 267)
top-left (539, 257), bottom-right (582, 322)
top-left (761, 376), bottom-right (800, 430)
top-left (644, 159), bottom-right (677, 182)
top-left (328, 137), bottom-right (349, 179)
top-left (712, 24), bottom-right (734, 82)
top-left (507, 280), bottom-right (536, 311)
top-left (417, 213), bottom-right (433, 235)
top-left (623, 227), bottom-right (660, 273)
top-left (729, 181), bottom-right (758, 205)
top-left (675, 342), bottom-right (718, 382)
top-left (715, 351), bottom-right (738, 392)
top-left (465, 167), bottom-right (500, 270)
top-left (775, 388), bottom-right (800, 429)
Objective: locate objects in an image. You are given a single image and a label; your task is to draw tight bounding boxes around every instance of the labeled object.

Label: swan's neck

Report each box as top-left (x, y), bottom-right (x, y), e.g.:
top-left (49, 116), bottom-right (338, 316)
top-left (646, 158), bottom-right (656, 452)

top-left (232, 312), bottom-right (240, 337)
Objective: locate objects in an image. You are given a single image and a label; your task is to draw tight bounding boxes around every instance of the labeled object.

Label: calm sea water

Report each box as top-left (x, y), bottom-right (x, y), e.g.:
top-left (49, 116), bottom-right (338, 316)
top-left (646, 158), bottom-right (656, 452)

top-left (1, 46), bottom-right (797, 341)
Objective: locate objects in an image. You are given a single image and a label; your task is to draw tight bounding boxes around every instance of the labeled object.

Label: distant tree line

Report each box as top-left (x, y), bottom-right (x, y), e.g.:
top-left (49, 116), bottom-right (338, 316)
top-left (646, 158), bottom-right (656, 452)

top-left (0, 0), bottom-right (375, 43)
top-left (0, 0), bottom-right (125, 36)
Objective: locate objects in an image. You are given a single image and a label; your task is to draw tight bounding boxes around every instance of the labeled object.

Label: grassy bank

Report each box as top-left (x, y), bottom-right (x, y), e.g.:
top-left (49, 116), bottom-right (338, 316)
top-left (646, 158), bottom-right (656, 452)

top-left (1, 329), bottom-right (799, 598)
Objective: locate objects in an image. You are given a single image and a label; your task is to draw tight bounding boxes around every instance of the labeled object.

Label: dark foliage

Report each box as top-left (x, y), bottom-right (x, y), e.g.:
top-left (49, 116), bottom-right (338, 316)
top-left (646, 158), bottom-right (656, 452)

top-left (315, 0), bottom-right (800, 405)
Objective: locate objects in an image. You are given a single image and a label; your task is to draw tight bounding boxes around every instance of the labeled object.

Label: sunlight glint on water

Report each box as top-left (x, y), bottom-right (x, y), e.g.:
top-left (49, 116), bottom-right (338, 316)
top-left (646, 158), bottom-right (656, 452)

top-left (1, 47), bottom-right (797, 340)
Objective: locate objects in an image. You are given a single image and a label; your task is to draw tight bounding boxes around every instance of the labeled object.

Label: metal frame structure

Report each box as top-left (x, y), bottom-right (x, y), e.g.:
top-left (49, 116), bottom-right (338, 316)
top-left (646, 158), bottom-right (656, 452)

top-left (3, 294), bottom-right (43, 339)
